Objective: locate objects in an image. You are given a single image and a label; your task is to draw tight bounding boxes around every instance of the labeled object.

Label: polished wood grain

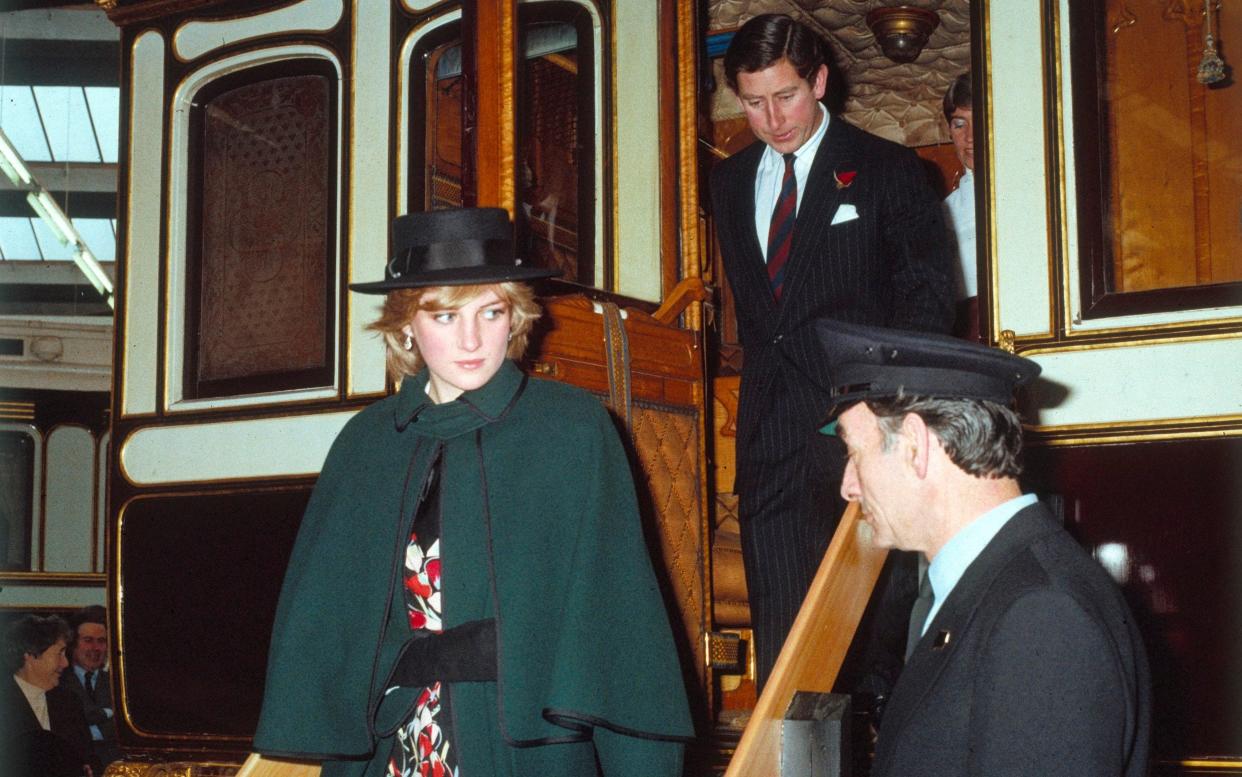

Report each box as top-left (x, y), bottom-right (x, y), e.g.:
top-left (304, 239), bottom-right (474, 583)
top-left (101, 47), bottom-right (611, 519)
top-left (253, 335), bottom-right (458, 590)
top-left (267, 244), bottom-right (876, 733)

top-left (724, 502), bottom-right (888, 777)
top-left (470, 0), bottom-right (516, 214)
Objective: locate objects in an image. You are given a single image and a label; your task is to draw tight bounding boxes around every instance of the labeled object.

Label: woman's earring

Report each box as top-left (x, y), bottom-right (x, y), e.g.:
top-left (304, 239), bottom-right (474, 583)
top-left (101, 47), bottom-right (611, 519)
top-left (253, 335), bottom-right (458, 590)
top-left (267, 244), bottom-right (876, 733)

top-left (403, 334), bottom-right (413, 351)
top-left (507, 332), bottom-right (514, 342)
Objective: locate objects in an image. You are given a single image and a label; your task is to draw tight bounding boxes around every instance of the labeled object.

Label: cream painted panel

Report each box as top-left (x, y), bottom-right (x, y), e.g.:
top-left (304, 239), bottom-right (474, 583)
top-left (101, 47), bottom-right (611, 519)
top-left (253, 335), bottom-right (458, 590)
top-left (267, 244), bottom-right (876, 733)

top-left (987, 0), bottom-right (1053, 338)
top-left (174, 0), bottom-right (343, 61)
top-left (164, 46), bottom-right (344, 412)
top-left (0, 585), bottom-right (105, 608)
top-left (1025, 336), bottom-right (1242, 428)
top-left (347, 0), bottom-right (392, 397)
top-left (120, 410), bottom-right (358, 486)
top-left (95, 431), bottom-right (109, 573)
top-left (121, 31), bottom-right (164, 417)
top-left (43, 426), bottom-right (95, 572)
top-left (613, 2), bottom-right (662, 302)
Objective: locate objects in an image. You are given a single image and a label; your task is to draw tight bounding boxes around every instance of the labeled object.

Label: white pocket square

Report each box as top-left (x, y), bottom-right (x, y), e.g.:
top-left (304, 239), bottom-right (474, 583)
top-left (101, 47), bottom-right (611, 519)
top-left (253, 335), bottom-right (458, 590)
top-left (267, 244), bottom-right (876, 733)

top-left (831, 203), bottom-right (859, 225)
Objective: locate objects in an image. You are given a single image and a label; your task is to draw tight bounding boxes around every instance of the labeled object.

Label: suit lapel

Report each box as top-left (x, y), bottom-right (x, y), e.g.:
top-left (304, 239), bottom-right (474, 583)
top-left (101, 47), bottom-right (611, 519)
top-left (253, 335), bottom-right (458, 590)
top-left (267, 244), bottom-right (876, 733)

top-left (775, 117), bottom-right (854, 319)
top-left (728, 143), bottom-right (775, 307)
top-left (876, 505), bottom-right (1059, 761)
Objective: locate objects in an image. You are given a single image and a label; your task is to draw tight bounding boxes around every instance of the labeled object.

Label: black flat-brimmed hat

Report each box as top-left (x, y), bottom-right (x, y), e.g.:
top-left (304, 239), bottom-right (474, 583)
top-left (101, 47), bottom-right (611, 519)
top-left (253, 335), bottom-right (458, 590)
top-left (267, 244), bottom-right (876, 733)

top-left (814, 320), bottom-right (1041, 426)
top-left (349, 207), bottom-right (561, 294)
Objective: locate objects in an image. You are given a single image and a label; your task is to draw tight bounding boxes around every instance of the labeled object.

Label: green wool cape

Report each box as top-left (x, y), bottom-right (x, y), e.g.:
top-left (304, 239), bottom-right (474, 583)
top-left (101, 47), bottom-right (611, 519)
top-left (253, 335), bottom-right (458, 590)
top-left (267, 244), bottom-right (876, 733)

top-left (253, 360), bottom-right (693, 776)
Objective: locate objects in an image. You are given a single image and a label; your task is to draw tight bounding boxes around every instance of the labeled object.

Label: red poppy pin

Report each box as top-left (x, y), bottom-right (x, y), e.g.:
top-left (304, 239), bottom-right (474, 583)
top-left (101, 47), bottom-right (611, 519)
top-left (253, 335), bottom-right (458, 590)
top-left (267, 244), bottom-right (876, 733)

top-left (834, 170), bottom-right (857, 189)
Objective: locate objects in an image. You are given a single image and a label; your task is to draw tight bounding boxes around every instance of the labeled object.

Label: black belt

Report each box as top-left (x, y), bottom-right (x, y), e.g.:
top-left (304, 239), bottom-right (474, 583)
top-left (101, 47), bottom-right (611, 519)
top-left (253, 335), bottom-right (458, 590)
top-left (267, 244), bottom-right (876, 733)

top-left (392, 618), bottom-right (498, 686)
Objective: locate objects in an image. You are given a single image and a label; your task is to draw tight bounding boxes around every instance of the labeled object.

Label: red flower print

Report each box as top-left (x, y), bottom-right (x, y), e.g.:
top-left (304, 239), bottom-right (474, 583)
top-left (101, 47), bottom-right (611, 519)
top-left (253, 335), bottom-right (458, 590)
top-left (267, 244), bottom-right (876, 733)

top-left (834, 170), bottom-right (857, 189)
top-left (408, 610), bottom-right (427, 629)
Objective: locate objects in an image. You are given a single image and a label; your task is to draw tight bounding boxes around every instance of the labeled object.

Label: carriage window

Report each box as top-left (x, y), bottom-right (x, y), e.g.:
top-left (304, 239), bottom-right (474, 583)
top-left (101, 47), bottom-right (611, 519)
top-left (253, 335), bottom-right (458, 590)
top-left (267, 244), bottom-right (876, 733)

top-left (0, 429), bottom-right (36, 571)
top-left (1072, 0), bottom-right (1242, 316)
top-left (184, 60), bottom-right (338, 398)
top-left (410, 3), bottom-right (598, 285)
top-left (516, 8), bottom-right (595, 285)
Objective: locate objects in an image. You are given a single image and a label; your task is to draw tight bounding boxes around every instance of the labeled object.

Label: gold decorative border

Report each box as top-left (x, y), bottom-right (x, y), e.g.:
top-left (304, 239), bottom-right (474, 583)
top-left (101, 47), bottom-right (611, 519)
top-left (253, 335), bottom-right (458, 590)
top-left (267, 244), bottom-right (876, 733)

top-left (0, 401), bottom-right (36, 421)
top-left (112, 486), bottom-right (309, 744)
top-left (0, 572), bottom-right (106, 586)
top-left (1026, 413), bottom-right (1242, 447)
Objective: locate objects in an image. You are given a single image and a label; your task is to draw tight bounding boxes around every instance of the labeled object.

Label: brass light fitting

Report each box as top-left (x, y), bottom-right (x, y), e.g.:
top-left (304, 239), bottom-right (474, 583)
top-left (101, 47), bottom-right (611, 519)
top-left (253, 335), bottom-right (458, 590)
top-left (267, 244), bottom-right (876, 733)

top-left (865, 6), bottom-right (941, 64)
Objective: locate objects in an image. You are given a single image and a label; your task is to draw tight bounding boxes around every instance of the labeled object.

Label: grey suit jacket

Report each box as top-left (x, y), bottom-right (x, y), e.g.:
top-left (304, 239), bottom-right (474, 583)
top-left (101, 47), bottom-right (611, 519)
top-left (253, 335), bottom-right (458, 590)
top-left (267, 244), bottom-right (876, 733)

top-left (873, 504), bottom-right (1152, 777)
top-left (710, 116), bottom-right (954, 514)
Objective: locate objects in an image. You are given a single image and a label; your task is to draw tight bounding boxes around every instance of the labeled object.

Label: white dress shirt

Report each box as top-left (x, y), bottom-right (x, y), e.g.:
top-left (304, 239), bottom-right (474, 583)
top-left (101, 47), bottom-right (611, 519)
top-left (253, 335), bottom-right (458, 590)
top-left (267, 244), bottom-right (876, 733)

top-left (943, 168), bottom-right (976, 299)
top-left (14, 673), bottom-right (51, 730)
top-left (753, 103), bottom-right (831, 261)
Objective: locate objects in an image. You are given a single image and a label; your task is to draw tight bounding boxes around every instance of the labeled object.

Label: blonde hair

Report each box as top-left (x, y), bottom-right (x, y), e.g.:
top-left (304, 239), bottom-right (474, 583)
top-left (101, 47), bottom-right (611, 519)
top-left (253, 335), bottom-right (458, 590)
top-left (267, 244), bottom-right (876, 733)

top-left (367, 282), bottom-right (541, 382)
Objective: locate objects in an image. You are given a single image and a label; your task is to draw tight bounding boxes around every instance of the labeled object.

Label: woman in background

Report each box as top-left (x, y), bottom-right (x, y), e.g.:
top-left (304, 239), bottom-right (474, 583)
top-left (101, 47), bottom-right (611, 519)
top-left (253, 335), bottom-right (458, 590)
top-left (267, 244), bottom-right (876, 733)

top-left (252, 207), bottom-right (692, 777)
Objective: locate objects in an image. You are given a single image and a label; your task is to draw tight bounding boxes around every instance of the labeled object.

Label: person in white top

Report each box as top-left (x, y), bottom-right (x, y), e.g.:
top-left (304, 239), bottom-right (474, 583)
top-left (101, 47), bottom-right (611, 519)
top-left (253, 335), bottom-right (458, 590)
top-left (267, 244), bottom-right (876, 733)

top-left (942, 73), bottom-right (980, 340)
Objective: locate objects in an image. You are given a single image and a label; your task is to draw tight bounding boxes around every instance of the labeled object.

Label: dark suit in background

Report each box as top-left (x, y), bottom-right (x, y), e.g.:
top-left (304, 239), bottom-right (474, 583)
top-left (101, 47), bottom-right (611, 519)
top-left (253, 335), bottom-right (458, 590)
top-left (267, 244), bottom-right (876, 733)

top-left (873, 503), bottom-right (1151, 776)
top-left (711, 116), bottom-right (953, 686)
top-left (59, 667), bottom-right (120, 769)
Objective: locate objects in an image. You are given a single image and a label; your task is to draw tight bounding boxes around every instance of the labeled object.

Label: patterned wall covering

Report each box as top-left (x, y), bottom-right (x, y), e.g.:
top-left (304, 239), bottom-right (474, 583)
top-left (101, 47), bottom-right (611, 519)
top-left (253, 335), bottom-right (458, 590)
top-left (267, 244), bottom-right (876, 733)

top-left (197, 74), bottom-right (331, 386)
top-left (630, 402), bottom-right (708, 681)
top-left (707, 0), bottom-right (971, 147)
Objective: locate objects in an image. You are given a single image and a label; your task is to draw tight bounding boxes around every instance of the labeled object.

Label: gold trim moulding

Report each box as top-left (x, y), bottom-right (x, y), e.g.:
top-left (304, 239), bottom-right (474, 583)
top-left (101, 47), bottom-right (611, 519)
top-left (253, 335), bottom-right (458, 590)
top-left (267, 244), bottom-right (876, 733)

top-left (1026, 414), bottom-right (1242, 447)
top-left (103, 759), bottom-right (242, 776)
top-left (1173, 759), bottom-right (1242, 771)
top-left (0, 572), bottom-right (106, 586)
top-left (1013, 327), bottom-right (1242, 357)
top-left (0, 401), bottom-right (37, 421)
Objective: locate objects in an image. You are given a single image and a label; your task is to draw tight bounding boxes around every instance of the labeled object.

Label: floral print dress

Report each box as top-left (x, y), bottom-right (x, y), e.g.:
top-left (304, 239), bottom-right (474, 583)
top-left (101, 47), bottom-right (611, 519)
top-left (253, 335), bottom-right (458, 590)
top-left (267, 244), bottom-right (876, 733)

top-left (388, 469), bottom-right (457, 777)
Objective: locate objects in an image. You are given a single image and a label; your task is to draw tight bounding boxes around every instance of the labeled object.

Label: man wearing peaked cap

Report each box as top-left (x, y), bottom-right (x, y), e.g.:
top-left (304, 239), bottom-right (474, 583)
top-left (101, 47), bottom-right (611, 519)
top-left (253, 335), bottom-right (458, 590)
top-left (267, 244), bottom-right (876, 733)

top-left (816, 320), bottom-right (1151, 777)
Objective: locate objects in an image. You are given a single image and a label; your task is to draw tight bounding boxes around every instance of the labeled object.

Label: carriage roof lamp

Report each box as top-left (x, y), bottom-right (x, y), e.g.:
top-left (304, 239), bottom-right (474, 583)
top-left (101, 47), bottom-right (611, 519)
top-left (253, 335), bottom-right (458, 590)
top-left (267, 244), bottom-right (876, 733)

top-left (866, 6), bottom-right (941, 64)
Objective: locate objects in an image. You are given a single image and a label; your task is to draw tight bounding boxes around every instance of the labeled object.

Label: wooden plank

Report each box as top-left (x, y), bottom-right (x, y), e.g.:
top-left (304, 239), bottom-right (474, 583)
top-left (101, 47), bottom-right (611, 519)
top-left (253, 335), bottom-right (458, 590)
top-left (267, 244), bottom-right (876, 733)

top-left (723, 502), bottom-right (888, 777)
top-left (236, 753), bottom-right (320, 777)
top-left (469, 0), bottom-right (516, 214)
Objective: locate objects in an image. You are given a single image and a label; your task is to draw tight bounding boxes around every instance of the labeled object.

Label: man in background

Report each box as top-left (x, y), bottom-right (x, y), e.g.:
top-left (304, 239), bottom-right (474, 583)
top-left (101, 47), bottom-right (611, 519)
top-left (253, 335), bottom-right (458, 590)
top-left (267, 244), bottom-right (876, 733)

top-left (710, 13), bottom-right (954, 687)
top-left (2, 614), bottom-right (96, 777)
top-left (60, 606), bottom-right (119, 770)
top-left (941, 72), bottom-right (981, 341)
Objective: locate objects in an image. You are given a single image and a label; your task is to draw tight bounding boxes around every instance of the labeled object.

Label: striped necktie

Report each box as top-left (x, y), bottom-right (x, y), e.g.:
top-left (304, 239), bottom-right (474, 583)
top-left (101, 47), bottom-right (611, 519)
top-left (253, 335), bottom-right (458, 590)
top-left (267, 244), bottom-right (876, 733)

top-left (766, 152), bottom-right (797, 300)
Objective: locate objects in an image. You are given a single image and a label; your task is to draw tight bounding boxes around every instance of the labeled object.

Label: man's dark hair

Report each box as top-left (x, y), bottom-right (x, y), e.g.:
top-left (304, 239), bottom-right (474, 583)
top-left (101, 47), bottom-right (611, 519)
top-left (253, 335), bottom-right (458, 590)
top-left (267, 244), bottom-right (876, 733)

top-left (3, 615), bottom-right (70, 674)
top-left (68, 605), bottom-right (107, 654)
top-left (866, 394), bottom-right (1025, 479)
top-left (943, 72), bottom-right (972, 121)
top-left (724, 13), bottom-right (826, 92)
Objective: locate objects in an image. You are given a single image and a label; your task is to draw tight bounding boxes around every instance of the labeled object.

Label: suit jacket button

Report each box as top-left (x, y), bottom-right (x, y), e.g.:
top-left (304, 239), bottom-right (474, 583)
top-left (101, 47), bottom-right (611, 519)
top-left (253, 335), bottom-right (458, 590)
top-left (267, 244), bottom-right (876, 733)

top-left (771, 334), bottom-right (783, 345)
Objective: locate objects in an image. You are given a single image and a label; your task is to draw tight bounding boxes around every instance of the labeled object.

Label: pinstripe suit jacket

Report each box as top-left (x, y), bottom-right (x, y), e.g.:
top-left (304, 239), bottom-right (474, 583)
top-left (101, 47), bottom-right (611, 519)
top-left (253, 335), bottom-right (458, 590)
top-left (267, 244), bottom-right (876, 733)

top-left (711, 117), bottom-right (954, 515)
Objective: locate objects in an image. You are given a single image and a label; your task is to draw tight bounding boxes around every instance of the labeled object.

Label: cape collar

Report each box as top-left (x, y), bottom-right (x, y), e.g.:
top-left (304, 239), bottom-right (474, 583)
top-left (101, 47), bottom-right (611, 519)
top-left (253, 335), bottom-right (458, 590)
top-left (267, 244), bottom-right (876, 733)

top-left (393, 359), bottom-right (527, 439)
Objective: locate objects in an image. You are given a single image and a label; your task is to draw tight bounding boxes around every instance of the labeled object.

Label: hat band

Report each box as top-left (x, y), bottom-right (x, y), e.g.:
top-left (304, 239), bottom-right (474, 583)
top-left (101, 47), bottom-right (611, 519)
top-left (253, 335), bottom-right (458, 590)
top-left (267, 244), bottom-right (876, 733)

top-left (387, 237), bottom-right (513, 280)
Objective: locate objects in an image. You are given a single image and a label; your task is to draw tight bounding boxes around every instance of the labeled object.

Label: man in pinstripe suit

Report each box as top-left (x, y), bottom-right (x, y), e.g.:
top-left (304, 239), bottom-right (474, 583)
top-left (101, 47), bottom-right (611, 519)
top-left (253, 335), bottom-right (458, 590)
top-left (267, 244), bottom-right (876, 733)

top-left (711, 14), bottom-right (954, 688)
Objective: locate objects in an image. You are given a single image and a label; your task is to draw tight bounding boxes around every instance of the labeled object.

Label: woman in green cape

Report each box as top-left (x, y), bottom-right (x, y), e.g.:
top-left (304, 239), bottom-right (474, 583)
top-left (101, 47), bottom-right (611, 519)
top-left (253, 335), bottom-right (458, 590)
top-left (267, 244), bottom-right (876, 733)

top-left (252, 207), bottom-right (693, 777)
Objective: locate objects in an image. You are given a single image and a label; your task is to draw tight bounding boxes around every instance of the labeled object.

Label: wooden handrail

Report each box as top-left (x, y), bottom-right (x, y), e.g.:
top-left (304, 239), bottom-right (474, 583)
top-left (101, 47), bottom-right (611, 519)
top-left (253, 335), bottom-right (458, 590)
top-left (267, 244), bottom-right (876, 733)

top-left (724, 502), bottom-right (889, 776)
top-left (652, 278), bottom-right (712, 325)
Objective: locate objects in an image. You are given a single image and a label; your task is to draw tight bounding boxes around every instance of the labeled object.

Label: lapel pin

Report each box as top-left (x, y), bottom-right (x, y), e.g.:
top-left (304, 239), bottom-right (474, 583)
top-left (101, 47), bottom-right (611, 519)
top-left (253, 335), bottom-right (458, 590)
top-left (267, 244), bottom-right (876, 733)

top-left (933, 630), bottom-right (952, 649)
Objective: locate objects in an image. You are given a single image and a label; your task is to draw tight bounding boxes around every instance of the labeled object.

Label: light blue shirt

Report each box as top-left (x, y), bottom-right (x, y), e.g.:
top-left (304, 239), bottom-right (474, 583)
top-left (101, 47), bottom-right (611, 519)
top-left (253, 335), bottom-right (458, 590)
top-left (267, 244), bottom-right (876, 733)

top-left (753, 103), bottom-right (830, 260)
top-left (922, 493), bottom-right (1039, 634)
top-left (73, 664), bottom-right (113, 740)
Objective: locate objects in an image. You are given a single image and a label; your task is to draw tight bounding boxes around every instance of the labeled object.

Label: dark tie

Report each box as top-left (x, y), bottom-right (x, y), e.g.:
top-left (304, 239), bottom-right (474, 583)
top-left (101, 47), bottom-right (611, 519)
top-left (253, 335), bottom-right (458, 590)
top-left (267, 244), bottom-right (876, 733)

top-left (84, 671), bottom-right (95, 697)
top-left (766, 152), bottom-right (797, 300)
top-left (906, 569), bottom-right (935, 660)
